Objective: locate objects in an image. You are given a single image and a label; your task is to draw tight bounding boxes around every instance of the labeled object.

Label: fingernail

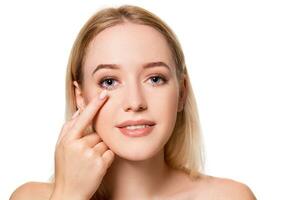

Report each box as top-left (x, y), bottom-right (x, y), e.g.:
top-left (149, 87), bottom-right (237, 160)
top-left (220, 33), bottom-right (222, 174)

top-left (99, 90), bottom-right (107, 100)
top-left (71, 109), bottom-right (80, 119)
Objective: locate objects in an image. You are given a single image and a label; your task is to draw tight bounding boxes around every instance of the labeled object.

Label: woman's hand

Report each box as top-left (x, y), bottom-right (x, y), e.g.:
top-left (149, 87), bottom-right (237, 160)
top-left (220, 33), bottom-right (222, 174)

top-left (50, 91), bottom-right (115, 200)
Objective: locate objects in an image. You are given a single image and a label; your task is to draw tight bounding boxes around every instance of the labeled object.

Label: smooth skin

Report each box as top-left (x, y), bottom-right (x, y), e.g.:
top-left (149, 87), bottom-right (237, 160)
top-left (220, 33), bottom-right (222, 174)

top-left (9, 22), bottom-right (256, 200)
top-left (9, 91), bottom-right (257, 200)
top-left (8, 90), bottom-right (257, 200)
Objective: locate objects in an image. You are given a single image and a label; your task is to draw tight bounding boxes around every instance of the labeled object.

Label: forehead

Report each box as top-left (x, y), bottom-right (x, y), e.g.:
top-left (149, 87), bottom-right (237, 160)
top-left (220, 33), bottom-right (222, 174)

top-left (83, 22), bottom-right (175, 74)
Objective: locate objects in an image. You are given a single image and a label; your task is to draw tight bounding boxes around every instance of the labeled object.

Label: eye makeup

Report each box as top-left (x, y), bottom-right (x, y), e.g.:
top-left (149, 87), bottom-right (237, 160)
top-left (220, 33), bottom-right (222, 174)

top-left (97, 73), bottom-right (169, 90)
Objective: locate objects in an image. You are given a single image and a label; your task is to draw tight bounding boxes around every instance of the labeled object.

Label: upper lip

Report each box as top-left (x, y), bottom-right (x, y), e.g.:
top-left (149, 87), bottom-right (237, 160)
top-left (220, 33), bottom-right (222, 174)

top-left (116, 119), bottom-right (156, 128)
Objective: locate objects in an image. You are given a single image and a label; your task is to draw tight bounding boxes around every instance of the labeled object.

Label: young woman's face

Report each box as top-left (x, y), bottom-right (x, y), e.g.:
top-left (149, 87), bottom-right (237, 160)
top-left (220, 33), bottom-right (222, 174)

top-left (77, 22), bottom-right (183, 161)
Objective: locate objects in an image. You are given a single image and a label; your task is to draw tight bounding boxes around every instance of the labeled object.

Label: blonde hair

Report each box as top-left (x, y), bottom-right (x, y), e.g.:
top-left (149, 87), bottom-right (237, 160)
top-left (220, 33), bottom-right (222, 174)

top-left (50, 4), bottom-right (205, 199)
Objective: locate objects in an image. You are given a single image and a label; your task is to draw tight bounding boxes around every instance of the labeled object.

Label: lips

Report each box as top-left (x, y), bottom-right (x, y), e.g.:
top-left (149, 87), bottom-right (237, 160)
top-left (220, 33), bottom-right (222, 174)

top-left (116, 119), bottom-right (156, 128)
top-left (117, 125), bottom-right (155, 137)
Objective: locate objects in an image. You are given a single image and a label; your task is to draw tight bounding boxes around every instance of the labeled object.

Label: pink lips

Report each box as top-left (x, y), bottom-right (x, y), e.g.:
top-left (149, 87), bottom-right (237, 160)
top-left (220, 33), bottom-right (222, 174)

top-left (116, 119), bottom-right (156, 137)
top-left (116, 119), bottom-right (156, 128)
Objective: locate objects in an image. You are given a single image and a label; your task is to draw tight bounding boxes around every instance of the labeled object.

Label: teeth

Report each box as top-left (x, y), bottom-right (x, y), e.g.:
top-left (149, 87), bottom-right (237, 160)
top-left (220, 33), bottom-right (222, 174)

top-left (125, 124), bottom-right (150, 130)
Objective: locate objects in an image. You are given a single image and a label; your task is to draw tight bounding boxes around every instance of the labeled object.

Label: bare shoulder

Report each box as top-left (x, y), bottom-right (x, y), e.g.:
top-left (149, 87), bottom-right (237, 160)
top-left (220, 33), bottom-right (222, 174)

top-left (195, 175), bottom-right (257, 200)
top-left (9, 181), bottom-right (53, 200)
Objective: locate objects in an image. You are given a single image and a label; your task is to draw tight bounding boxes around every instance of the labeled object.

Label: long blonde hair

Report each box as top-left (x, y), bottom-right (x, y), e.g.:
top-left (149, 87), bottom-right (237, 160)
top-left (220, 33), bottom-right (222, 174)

top-left (50, 4), bottom-right (205, 199)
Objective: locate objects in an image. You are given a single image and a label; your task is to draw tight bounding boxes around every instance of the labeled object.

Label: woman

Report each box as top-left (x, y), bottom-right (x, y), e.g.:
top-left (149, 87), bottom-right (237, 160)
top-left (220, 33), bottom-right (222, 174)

top-left (10, 4), bottom-right (256, 200)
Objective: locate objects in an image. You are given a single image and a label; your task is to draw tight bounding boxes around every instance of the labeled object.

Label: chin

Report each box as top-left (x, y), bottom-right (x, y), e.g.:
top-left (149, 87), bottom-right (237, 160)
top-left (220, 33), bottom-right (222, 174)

top-left (99, 133), bottom-right (152, 161)
top-left (107, 138), bottom-right (165, 162)
top-left (113, 145), bottom-right (161, 161)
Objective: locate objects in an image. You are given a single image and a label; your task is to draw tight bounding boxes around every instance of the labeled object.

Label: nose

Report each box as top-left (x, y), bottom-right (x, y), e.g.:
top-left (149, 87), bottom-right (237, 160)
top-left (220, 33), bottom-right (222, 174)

top-left (122, 82), bottom-right (147, 112)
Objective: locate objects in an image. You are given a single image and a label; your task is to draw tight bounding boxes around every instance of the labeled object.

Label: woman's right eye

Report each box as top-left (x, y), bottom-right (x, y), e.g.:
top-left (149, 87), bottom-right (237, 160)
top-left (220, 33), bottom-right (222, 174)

top-left (98, 77), bottom-right (119, 90)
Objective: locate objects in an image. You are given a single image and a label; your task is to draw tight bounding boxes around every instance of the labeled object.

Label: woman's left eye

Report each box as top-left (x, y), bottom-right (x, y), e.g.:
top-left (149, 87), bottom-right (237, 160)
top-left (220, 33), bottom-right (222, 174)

top-left (148, 75), bottom-right (167, 86)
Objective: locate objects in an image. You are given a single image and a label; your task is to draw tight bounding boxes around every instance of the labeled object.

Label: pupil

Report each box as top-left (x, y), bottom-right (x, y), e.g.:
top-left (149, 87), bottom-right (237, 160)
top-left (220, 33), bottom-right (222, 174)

top-left (107, 79), bottom-right (113, 85)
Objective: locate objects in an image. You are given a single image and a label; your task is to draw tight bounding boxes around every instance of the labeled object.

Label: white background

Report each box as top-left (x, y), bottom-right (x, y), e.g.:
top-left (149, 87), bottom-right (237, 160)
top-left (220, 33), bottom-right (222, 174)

top-left (1, 0), bottom-right (299, 199)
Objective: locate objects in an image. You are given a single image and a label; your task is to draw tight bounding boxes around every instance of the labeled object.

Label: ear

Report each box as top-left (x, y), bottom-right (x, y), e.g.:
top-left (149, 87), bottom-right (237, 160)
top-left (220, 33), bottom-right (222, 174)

top-left (73, 81), bottom-right (86, 110)
top-left (178, 75), bottom-right (188, 112)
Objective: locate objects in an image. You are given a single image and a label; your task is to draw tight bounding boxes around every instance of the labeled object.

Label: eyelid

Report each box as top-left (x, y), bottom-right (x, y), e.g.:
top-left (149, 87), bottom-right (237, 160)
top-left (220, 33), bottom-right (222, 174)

top-left (98, 76), bottom-right (120, 90)
top-left (148, 73), bottom-right (168, 82)
top-left (97, 73), bottom-right (168, 90)
top-left (147, 72), bottom-right (167, 78)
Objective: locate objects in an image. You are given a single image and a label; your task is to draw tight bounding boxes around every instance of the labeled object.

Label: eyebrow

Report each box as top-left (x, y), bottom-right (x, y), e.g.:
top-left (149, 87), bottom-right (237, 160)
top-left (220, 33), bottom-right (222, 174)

top-left (92, 61), bottom-right (171, 75)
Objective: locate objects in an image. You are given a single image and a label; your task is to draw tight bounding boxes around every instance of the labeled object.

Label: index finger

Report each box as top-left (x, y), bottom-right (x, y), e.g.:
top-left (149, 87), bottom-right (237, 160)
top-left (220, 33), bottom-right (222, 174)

top-left (68, 90), bottom-right (109, 140)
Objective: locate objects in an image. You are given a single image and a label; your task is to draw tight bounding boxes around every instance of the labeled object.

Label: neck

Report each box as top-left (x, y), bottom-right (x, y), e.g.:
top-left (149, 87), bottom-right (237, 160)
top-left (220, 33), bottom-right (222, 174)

top-left (103, 148), bottom-right (171, 200)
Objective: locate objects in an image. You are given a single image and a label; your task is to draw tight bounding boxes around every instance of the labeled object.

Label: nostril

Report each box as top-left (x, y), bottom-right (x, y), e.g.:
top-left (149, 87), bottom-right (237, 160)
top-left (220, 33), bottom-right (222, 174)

top-left (124, 104), bottom-right (147, 112)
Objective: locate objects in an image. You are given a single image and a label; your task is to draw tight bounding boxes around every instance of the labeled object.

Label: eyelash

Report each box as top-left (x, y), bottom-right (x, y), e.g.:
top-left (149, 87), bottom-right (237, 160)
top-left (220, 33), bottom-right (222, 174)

top-left (98, 75), bottom-right (168, 90)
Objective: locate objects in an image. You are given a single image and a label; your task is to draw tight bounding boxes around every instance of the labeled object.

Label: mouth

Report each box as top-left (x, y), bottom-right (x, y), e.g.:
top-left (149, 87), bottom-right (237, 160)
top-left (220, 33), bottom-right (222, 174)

top-left (116, 119), bottom-right (156, 137)
top-left (117, 125), bottom-right (155, 137)
top-left (116, 119), bottom-right (156, 128)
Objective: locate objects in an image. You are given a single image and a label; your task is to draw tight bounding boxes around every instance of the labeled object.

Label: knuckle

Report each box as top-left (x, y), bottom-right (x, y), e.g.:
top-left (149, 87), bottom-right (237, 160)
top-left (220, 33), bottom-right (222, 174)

top-left (84, 148), bottom-right (94, 158)
top-left (95, 157), bottom-right (106, 168)
top-left (89, 134), bottom-right (101, 143)
top-left (91, 132), bottom-right (102, 140)
top-left (101, 142), bottom-right (108, 149)
top-left (92, 133), bottom-right (101, 139)
top-left (105, 150), bottom-right (114, 162)
top-left (73, 141), bottom-right (85, 151)
top-left (94, 136), bottom-right (101, 144)
top-left (94, 142), bottom-right (105, 151)
top-left (101, 144), bottom-right (109, 151)
top-left (109, 150), bottom-right (115, 159)
top-left (89, 133), bottom-right (99, 139)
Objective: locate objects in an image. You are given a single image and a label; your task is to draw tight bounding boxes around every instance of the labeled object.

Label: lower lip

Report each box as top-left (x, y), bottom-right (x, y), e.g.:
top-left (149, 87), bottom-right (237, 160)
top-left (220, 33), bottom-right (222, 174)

top-left (117, 125), bottom-right (155, 137)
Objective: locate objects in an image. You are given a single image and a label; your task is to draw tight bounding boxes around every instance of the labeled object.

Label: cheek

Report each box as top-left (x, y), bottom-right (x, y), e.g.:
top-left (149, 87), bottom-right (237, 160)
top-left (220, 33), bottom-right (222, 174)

top-left (151, 89), bottom-right (178, 114)
top-left (151, 82), bottom-right (179, 112)
top-left (147, 85), bottom-right (179, 135)
top-left (93, 100), bottom-right (116, 137)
